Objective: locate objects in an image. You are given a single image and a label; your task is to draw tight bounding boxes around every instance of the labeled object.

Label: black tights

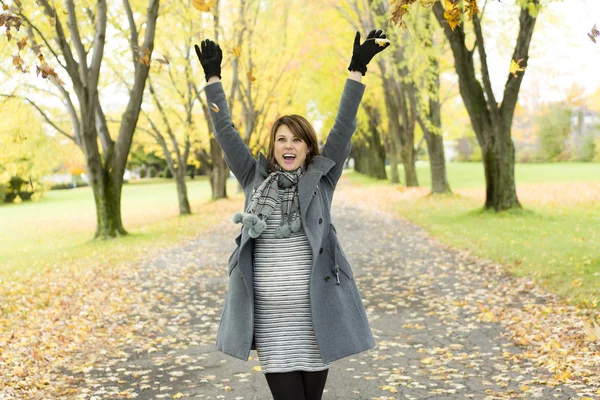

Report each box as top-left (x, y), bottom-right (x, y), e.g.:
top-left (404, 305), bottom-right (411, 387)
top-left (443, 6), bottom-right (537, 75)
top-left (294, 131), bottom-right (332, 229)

top-left (264, 369), bottom-right (329, 400)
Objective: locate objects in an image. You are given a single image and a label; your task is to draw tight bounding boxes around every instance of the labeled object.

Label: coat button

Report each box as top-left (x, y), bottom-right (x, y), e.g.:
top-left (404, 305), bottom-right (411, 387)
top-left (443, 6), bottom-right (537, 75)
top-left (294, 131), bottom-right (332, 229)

top-left (319, 248), bottom-right (323, 254)
top-left (319, 218), bottom-right (323, 224)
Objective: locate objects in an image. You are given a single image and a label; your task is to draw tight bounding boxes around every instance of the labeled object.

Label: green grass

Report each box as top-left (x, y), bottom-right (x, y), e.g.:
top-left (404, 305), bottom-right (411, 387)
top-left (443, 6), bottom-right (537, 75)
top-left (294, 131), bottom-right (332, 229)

top-left (0, 177), bottom-right (244, 278)
top-left (344, 163), bottom-right (600, 308)
top-left (344, 162), bottom-right (600, 190)
top-left (3, 163), bottom-right (599, 308)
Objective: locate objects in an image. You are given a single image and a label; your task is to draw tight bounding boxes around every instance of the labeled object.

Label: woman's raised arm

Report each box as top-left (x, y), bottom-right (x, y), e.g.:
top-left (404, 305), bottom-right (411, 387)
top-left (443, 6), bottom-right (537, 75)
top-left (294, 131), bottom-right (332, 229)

top-left (321, 30), bottom-right (390, 190)
top-left (195, 40), bottom-right (256, 188)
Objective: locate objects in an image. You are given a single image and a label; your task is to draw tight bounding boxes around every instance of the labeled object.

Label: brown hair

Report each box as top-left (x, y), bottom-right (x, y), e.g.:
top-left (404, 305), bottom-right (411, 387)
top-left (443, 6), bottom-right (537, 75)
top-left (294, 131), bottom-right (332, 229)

top-left (267, 115), bottom-right (320, 173)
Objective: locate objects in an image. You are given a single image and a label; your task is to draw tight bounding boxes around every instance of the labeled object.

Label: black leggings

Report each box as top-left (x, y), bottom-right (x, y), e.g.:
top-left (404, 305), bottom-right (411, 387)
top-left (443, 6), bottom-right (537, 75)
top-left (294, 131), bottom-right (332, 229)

top-left (264, 369), bottom-right (329, 400)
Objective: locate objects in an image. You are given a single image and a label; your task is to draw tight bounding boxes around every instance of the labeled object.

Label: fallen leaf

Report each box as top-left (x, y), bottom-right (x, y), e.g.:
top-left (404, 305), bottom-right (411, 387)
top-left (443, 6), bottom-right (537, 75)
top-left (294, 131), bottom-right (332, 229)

top-left (374, 38), bottom-right (390, 47)
top-left (582, 320), bottom-right (600, 341)
top-left (155, 54), bottom-right (170, 65)
top-left (210, 103), bottom-right (220, 113)
top-left (509, 58), bottom-right (526, 78)
top-left (191, 0), bottom-right (215, 12)
top-left (247, 70), bottom-right (256, 82)
top-left (589, 24), bottom-right (599, 43)
top-left (231, 45), bottom-right (241, 57)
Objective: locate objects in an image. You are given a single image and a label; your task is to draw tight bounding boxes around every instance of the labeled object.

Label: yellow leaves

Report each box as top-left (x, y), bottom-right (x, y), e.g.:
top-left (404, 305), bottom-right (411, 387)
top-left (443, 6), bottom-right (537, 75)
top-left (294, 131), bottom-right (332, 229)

top-left (464, 0), bottom-right (480, 21)
top-left (477, 304), bottom-right (496, 322)
top-left (389, 0), bottom-right (437, 27)
top-left (252, 365), bottom-right (262, 371)
top-left (582, 320), bottom-right (600, 342)
top-left (588, 24), bottom-right (599, 44)
top-left (509, 58), bottom-right (526, 78)
top-left (16, 36), bottom-right (27, 51)
top-left (191, 0), bottom-right (215, 13)
top-left (172, 393), bottom-right (184, 399)
top-left (374, 38), bottom-right (391, 47)
top-left (36, 62), bottom-right (65, 85)
top-left (12, 54), bottom-right (26, 73)
top-left (379, 385), bottom-right (398, 393)
top-left (133, 45), bottom-right (152, 66)
top-left (210, 102), bottom-right (220, 113)
top-left (389, 0), bottom-right (415, 27)
top-left (389, 0), bottom-right (481, 31)
top-left (229, 44), bottom-right (255, 84)
top-left (444, 0), bottom-right (461, 31)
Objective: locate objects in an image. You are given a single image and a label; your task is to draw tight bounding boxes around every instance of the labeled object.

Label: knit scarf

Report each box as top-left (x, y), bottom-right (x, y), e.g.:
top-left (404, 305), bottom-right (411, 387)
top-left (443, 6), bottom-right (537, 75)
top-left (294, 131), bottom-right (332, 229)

top-left (233, 163), bottom-right (306, 239)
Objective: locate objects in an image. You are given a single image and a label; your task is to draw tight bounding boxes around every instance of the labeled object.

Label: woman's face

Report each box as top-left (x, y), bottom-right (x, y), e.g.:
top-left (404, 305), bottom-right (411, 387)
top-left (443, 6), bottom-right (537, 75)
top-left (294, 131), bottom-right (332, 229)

top-left (274, 124), bottom-right (309, 172)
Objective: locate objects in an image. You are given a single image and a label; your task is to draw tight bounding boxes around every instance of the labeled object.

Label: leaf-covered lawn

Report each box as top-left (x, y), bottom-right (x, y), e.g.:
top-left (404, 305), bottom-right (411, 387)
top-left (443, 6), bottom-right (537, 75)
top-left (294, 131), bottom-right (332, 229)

top-left (344, 170), bottom-right (600, 308)
top-left (0, 179), bottom-right (245, 398)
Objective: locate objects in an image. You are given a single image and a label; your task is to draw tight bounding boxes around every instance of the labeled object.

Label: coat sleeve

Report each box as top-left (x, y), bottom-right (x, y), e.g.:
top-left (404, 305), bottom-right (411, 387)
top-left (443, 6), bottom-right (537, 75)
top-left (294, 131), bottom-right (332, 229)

top-left (320, 78), bottom-right (366, 190)
top-left (204, 82), bottom-right (256, 189)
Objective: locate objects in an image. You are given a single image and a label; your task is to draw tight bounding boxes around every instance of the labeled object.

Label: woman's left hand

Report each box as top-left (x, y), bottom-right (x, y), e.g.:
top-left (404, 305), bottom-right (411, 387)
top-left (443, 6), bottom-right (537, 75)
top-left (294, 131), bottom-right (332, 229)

top-left (347, 29), bottom-right (390, 76)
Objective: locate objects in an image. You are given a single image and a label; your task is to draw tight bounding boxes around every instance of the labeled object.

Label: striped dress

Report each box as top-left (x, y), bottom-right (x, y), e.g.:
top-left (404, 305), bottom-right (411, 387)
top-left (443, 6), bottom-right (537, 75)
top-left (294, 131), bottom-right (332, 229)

top-left (253, 188), bottom-right (331, 373)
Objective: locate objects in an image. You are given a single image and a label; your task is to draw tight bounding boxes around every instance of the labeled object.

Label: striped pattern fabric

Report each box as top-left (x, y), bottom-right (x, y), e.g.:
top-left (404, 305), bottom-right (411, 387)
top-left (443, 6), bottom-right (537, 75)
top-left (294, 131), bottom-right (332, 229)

top-left (253, 188), bottom-right (331, 373)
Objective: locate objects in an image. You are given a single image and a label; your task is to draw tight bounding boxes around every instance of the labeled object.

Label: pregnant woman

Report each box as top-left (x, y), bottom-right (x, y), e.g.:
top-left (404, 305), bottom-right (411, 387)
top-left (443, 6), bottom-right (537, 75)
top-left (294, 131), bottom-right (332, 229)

top-left (195, 29), bottom-right (390, 400)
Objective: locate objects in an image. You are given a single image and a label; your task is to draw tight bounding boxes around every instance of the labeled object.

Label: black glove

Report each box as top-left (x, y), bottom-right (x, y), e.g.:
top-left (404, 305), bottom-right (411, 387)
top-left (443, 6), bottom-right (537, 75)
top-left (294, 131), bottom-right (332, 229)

top-left (347, 29), bottom-right (390, 76)
top-left (194, 39), bottom-right (222, 82)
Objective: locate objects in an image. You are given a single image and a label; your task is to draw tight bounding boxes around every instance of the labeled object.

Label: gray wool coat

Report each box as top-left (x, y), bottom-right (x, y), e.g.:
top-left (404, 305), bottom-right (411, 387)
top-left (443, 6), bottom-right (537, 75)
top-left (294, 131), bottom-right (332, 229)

top-left (204, 78), bottom-right (376, 364)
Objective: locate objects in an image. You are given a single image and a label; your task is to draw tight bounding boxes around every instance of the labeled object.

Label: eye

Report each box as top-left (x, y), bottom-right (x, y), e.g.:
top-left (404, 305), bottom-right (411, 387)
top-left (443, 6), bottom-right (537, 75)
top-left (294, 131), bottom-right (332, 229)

top-left (294, 138), bottom-right (301, 142)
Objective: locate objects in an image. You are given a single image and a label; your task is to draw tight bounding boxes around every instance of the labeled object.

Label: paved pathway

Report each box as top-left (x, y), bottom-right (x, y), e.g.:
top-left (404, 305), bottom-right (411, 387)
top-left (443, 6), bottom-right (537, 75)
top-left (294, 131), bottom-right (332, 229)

top-left (78, 178), bottom-right (591, 400)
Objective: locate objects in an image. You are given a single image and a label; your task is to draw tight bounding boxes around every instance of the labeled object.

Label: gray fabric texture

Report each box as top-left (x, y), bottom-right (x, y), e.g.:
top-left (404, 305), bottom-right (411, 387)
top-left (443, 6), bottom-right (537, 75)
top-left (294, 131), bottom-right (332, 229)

top-left (205, 78), bottom-right (376, 364)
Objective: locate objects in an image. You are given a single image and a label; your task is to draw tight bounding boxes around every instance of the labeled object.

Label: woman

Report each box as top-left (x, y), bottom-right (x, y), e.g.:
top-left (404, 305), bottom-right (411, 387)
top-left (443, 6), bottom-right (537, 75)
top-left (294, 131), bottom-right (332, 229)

top-left (195, 29), bottom-right (389, 400)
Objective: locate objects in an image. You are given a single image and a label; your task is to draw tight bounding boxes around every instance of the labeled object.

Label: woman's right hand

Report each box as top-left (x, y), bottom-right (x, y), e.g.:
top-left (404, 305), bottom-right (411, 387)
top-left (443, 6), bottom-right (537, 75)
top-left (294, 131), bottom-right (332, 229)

top-left (194, 39), bottom-right (222, 83)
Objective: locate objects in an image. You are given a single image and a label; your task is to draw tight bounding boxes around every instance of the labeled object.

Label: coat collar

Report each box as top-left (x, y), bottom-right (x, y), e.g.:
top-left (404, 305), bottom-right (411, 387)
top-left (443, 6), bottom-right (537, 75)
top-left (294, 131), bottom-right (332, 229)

top-left (257, 152), bottom-right (336, 177)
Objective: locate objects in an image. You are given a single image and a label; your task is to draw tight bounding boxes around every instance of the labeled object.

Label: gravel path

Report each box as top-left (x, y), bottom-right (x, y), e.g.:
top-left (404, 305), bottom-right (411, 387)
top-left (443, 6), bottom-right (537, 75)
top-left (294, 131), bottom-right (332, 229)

top-left (77, 177), bottom-right (595, 400)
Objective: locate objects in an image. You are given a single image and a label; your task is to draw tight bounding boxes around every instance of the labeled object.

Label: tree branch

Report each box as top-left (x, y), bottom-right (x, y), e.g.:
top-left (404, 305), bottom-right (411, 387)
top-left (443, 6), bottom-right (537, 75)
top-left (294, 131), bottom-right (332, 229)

top-left (65, 0), bottom-right (89, 85)
top-left (500, 2), bottom-right (539, 129)
top-left (89, 0), bottom-right (107, 91)
top-left (1, 93), bottom-right (75, 144)
top-left (472, 13), bottom-right (499, 123)
top-left (36, 0), bottom-right (84, 94)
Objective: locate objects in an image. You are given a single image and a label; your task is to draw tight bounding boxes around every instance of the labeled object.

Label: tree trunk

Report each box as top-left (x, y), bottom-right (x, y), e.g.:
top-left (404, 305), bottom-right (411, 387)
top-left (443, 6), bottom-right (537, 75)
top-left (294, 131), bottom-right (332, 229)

top-left (400, 142), bottom-right (419, 186)
top-left (423, 126), bottom-right (451, 194)
top-left (210, 137), bottom-right (229, 199)
top-left (419, 30), bottom-right (451, 195)
top-left (387, 133), bottom-right (400, 184)
top-left (175, 170), bottom-right (191, 215)
top-left (90, 165), bottom-right (126, 239)
top-left (432, 1), bottom-right (535, 210)
top-left (351, 141), bottom-right (367, 175)
top-left (360, 103), bottom-right (387, 180)
top-left (483, 127), bottom-right (519, 209)
top-left (382, 77), bottom-right (402, 184)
